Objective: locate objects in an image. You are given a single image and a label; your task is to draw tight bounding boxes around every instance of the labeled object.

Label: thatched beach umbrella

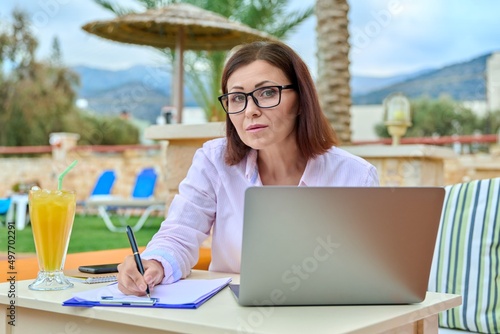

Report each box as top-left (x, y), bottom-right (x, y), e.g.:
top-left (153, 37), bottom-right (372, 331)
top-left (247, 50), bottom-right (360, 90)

top-left (82, 3), bottom-right (277, 123)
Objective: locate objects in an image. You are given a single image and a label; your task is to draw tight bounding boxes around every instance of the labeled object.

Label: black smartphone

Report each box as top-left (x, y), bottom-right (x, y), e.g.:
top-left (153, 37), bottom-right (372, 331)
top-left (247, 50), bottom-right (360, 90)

top-left (78, 263), bottom-right (120, 274)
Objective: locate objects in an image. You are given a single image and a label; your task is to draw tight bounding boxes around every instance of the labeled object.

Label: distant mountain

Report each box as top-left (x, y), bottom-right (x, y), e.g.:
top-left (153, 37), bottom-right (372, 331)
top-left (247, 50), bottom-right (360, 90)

top-left (351, 69), bottom-right (434, 95)
top-left (72, 65), bottom-right (197, 123)
top-left (83, 82), bottom-right (172, 124)
top-left (73, 65), bottom-right (169, 97)
top-left (352, 53), bottom-right (491, 104)
top-left (72, 53), bottom-right (492, 123)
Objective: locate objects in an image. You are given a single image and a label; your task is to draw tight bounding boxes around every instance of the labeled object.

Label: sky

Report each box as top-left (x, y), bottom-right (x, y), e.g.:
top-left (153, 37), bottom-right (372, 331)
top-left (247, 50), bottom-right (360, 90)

top-left (1, 0), bottom-right (500, 77)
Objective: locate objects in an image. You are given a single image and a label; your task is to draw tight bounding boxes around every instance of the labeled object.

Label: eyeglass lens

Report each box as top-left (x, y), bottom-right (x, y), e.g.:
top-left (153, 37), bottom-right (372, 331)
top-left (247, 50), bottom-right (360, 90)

top-left (222, 86), bottom-right (282, 114)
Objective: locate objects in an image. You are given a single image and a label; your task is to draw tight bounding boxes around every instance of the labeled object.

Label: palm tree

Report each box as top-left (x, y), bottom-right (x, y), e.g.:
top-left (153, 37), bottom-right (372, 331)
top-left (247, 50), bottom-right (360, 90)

top-left (93, 0), bottom-right (313, 122)
top-left (315, 0), bottom-right (352, 144)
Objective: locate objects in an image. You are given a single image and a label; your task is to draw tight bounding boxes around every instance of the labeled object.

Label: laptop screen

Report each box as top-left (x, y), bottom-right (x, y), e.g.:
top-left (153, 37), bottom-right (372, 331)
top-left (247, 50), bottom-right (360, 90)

top-left (236, 186), bottom-right (445, 306)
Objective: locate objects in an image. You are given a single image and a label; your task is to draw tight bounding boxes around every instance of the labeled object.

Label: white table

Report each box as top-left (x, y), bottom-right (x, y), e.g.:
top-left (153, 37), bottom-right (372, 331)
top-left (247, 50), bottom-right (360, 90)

top-left (0, 270), bottom-right (461, 334)
top-left (5, 194), bottom-right (29, 230)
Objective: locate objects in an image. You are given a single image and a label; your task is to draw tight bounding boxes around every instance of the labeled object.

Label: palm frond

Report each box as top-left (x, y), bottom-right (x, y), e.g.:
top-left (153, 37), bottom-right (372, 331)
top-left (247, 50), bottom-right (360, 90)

top-left (269, 6), bottom-right (314, 38)
top-left (92, 0), bottom-right (136, 16)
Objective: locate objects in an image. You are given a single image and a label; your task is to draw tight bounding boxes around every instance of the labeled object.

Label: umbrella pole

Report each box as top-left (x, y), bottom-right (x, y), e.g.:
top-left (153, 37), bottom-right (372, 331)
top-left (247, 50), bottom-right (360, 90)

top-left (174, 27), bottom-right (185, 123)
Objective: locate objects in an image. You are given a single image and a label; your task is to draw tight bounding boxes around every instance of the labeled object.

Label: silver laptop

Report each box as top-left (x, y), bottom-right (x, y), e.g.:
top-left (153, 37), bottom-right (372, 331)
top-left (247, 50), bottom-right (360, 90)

top-left (231, 186), bottom-right (445, 306)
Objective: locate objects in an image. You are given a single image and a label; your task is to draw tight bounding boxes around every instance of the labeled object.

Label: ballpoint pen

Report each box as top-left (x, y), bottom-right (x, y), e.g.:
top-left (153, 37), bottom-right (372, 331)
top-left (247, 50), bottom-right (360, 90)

top-left (126, 225), bottom-right (151, 298)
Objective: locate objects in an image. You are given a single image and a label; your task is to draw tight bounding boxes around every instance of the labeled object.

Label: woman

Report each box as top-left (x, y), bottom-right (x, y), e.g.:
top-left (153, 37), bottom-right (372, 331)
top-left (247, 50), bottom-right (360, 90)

top-left (118, 41), bottom-right (379, 296)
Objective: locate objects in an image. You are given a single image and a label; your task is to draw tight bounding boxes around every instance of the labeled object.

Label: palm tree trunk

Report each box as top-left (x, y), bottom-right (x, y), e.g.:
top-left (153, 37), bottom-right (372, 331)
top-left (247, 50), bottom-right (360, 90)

top-left (315, 0), bottom-right (352, 144)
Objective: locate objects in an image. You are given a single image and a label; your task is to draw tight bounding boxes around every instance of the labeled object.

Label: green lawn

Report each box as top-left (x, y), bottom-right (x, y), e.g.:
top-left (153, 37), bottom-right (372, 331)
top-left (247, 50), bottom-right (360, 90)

top-left (1, 214), bottom-right (164, 254)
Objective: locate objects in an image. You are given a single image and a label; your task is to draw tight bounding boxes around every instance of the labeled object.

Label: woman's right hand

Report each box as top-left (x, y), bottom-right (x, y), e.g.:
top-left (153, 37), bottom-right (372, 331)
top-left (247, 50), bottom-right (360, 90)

top-left (117, 255), bottom-right (165, 296)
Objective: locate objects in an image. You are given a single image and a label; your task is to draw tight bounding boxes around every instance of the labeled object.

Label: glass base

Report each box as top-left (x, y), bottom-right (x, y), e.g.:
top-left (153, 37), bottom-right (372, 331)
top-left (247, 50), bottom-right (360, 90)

top-left (28, 270), bottom-right (74, 291)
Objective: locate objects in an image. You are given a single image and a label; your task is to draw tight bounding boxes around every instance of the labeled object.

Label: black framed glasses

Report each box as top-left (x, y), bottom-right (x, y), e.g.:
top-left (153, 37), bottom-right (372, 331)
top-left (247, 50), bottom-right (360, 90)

top-left (218, 85), bottom-right (295, 114)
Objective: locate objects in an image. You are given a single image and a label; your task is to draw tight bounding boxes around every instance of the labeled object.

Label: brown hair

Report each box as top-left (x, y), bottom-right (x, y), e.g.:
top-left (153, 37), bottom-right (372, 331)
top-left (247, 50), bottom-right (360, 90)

top-left (221, 41), bottom-right (337, 165)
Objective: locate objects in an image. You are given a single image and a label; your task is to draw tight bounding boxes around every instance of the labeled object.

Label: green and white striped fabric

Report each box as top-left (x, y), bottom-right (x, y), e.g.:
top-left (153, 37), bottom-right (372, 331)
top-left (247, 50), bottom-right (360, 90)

top-left (429, 178), bottom-right (500, 333)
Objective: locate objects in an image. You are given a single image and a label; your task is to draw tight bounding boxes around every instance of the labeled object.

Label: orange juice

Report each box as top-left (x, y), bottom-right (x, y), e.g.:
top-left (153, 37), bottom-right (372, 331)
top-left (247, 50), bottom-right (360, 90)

top-left (29, 189), bottom-right (75, 272)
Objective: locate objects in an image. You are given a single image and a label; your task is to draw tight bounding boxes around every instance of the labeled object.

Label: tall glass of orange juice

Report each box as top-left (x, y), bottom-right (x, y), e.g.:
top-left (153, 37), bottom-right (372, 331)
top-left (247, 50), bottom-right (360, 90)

top-left (28, 187), bottom-right (76, 290)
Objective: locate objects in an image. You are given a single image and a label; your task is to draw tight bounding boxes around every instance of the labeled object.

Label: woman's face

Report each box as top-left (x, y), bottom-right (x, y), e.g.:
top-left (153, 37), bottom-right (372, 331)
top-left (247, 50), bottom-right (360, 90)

top-left (227, 60), bottom-right (299, 151)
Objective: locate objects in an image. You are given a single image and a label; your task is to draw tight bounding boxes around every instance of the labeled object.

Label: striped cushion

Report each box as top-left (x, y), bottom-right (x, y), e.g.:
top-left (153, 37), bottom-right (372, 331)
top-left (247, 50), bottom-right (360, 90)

top-left (428, 178), bottom-right (500, 333)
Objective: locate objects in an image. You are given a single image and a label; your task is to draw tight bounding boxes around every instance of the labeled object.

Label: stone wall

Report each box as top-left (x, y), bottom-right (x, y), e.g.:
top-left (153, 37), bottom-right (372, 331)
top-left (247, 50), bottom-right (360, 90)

top-left (0, 149), bottom-right (166, 202)
top-left (2, 142), bottom-right (499, 203)
top-left (343, 144), bottom-right (457, 187)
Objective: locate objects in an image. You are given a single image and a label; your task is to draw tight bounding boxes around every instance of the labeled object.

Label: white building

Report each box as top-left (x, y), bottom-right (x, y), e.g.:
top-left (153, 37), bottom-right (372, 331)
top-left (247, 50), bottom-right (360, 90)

top-left (487, 52), bottom-right (500, 111)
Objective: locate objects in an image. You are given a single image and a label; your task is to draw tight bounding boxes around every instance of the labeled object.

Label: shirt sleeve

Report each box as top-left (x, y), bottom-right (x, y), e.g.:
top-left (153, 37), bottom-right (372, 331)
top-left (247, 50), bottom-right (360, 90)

top-left (365, 165), bottom-right (380, 186)
top-left (141, 144), bottom-right (219, 284)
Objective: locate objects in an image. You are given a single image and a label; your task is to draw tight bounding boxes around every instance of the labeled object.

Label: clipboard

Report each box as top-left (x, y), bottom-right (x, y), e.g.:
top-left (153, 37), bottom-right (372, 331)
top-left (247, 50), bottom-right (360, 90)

top-left (100, 296), bottom-right (159, 306)
top-left (62, 277), bottom-right (232, 309)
